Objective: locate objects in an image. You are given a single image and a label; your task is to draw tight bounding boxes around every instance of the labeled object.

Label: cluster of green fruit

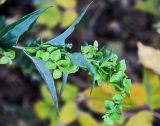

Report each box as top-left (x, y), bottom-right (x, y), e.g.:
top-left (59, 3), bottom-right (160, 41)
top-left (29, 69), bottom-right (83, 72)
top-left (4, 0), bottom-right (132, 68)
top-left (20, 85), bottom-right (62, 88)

top-left (103, 94), bottom-right (123, 125)
top-left (0, 48), bottom-right (15, 64)
top-left (24, 44), bottom-right (79, 79)
top-left (81, 41), bottom-right (131, 125)
top-left (25, 40), bottom-right (131, 125)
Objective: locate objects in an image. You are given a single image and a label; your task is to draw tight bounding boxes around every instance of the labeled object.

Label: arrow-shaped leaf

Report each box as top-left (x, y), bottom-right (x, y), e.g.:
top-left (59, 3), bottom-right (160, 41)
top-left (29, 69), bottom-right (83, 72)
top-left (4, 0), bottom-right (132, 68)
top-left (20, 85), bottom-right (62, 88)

top-left (0, 7), bottom-right (50, 48)
top-left (46, 3), bottom-right (92, 46)
top-left (24, 52), bottom-right (59, 115)
top-left (68, 52), bottom-right (96, 94)
top-left (60, 74), bottom-right (68, 95)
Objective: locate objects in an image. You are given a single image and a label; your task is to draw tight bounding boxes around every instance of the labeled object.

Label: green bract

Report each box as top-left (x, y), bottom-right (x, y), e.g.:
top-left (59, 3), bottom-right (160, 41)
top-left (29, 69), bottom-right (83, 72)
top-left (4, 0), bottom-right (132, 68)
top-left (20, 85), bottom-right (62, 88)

top-left (45, 60), bottom-right (56, 70)
top-left (79, 42), bottom-right (131, 125)
top-left (53, 69), bottom-right (62, 79)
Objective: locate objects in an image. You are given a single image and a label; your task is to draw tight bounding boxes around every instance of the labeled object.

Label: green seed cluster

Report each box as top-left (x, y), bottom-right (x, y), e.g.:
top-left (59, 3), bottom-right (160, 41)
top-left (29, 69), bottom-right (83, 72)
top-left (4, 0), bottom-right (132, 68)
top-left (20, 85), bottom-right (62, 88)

top-left (0, 48), bottom-right (15, 64)
top-left (25, 40), bottom-right (131, 125)
top-left (81, 41), bottom-right (132, 125)
top-left (25, 44), bottom-right (79, 79)
top-left (102, 94), bottom-right (123, 125)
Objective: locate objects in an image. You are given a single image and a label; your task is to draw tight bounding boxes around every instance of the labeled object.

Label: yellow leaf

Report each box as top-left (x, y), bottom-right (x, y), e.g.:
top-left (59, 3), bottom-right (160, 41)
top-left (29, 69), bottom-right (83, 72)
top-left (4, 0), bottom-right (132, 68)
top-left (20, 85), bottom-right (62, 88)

top-left (143, 68), bottom-right (160, 109)
top-left (124, 84), bottom-right (147, 109)
top-left (128, 84), bottom-right (147, 107)
top-left (78, 112), bottom-right (100, 126)
top-left (57, 82), bottom-right (79, 101)
top-left (85, 84), bottom-right (114, 113)
top-left (41, 85), bottom-right (53, 105)
top-left (37, 6), bottom-right (61, 28)
top-left (56, 0), bottom-right (77, 9)
top-left (60, 101), bottom-right (78, 125)
top-left (135, 0), bottom-right (160, 16)
top-left (137, 42), bottom-right (160, 75)
top-left (37, 30), bottom-right (54, 39)
top-left (60, 9), bottom-right (78, 28)
top-left (34, 100), bottom-right (51, 120)
top-left (125, 111), bottom-right (153, 126)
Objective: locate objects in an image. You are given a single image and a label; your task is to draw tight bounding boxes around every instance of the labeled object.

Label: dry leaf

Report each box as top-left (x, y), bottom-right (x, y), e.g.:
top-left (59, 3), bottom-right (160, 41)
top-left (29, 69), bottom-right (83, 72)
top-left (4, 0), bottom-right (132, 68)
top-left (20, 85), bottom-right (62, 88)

top-left (137, 42), bottom-right (160, 75)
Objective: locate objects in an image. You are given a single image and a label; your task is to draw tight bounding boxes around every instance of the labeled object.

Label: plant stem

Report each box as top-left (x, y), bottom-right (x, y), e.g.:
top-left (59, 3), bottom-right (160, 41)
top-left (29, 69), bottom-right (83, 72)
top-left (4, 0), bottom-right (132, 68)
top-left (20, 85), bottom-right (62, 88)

top-left (13, 46), bottom-right (24, 50)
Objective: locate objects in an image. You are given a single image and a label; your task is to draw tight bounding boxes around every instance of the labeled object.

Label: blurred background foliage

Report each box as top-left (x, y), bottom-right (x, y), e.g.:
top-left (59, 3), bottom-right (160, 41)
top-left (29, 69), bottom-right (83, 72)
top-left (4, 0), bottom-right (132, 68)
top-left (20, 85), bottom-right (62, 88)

top-left (0, 0), bottom-right (160, 126)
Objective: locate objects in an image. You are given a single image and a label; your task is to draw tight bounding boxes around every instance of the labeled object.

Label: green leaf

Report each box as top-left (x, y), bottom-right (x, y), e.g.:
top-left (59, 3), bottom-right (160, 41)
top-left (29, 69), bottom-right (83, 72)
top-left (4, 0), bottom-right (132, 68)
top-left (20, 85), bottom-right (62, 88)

top-left (46, 3), bottom-right (92, 46)
top-left (53, 69), bottom-right (62, 79)
top-left (0, 56), bottom-right (9, 64)
top-left (24, 52), bottom-right (59, 115)
top-left (45, 60), bottom-right (56, 70)
top-left (0, 7), bottom-right (50, 48)
top-left (110, 71), bottom-right (125, 83)
top-left (117, 60), bottom-right (126, 72)
top-left (68, 53), bottom-right (95, 73)
top-left (50, 50), bottom-right (61, 61)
